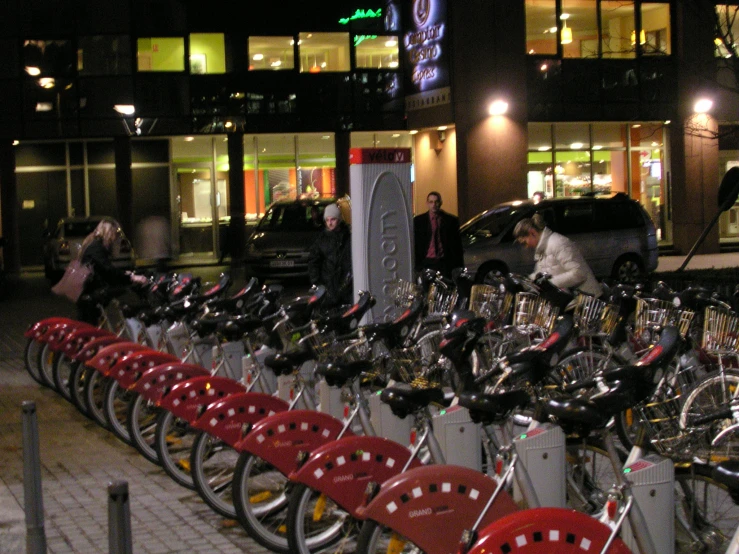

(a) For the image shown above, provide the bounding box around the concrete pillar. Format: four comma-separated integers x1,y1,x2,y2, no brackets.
0,140,19,275
228,131,246,269
114,136,133,239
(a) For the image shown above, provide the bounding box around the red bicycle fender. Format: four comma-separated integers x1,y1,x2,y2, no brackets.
353,465,517,554
85,342,152,376
74,335,129,363
468,508,631,554
132,363,210,403
289,435,423,518
24,317,78,339
157,376,246,422
59,327,116,359
234,410,352,476
191,393,289,446
108,351,180,390
47,322,98,351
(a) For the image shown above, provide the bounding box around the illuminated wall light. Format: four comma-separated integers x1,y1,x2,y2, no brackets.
12,140,19,146
25,66,41,76
225,121,233,128
270,60,282,67
540,64,548,71
592,145,603,150
385,39,397,47
570,142,584,149
113,104,135,115
537,146,551,151
388,61,399,68
252,53,264,61
184,136,195,142
548,26,558,33
35,102,53,112
392,133,400,138
664,120,671,125
38,77,55,89
488,100,509,116
694,98,713,113
437,126,448,131
409,130,418,135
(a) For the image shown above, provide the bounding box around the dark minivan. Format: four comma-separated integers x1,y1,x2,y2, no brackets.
461,193,659,283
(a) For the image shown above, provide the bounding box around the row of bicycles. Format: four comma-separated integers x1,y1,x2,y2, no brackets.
21,267,739,553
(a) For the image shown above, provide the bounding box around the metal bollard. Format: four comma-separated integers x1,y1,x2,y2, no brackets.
107,480,132,554
22,400,47,554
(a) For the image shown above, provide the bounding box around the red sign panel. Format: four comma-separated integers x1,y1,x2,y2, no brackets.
349,148,411,165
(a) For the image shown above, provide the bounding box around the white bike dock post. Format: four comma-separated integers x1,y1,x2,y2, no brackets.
512,423,566,508
432,405,482,471
349,148,413,323
214,340,245,380
319,380,347,421
242,346,277,393
368,391,413,446
620,455,674,554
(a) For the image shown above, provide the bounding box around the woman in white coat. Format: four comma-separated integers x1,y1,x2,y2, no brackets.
513,213,602,298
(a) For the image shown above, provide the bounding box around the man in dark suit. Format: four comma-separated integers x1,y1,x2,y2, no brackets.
413,191,465,278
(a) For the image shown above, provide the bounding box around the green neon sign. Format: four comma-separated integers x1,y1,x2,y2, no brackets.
339,8,382,25
354,35,378,46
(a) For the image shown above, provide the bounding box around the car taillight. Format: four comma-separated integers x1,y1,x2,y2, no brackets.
59,240,70,255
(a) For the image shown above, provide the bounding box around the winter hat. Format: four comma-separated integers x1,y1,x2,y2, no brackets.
323,203,342,221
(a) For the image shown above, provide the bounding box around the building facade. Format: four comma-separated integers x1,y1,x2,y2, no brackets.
0,0,737,274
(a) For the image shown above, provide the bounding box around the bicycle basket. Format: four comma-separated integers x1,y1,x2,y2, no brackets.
313,336,371,364
469,284,513,326
701,306,739,354
634,298,694,340
512,292,559,333
573,294,619,337
426,283,459,317
387,279,422,309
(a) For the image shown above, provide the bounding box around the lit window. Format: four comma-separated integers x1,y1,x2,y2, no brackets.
355,35,399,69
248,36,295,70
299,32,350,73
189,33,226,74
136,37,185,72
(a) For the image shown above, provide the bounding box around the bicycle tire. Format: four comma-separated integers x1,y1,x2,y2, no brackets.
52,353,76,402
679,371,739,461
102,378,133,445
69,364,93,418
555,346,623,388
125,392,160,465
355,520,423,554
564,438,621,515
153,409,196,490
83,370,110,429
37,342,58,390
286,482,357,554
674,463,739,554
232,450,291,553
24,338,46,386
190,431,238,518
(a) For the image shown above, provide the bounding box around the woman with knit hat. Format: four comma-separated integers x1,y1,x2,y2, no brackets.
307,203,353,308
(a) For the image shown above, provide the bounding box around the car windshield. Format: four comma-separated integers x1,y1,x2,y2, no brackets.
62,220,101,237
461,205,522,241
258,204,325,231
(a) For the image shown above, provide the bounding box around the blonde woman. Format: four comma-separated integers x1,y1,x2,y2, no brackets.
77,219,146,323
513,213,602,297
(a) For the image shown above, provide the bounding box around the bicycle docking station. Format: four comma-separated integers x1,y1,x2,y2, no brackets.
512,422,567,508
431,404,483,471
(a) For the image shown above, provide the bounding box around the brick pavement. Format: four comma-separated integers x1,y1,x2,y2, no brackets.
0,273,271,554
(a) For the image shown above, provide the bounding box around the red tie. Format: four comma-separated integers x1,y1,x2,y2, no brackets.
427,214,443,259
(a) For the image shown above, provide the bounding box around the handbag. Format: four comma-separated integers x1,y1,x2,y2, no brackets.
51,260,93,303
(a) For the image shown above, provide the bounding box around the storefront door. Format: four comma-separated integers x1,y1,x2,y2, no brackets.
175,165,219,258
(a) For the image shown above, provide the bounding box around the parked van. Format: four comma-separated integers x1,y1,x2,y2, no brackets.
461,193,659,283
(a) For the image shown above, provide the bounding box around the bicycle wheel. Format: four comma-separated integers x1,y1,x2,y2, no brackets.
555,346,622,388
564,438,620,515
52,353,77,402
153,410,196,490
679,372,739,461
190,431,238,518
355,520,422,554
83,370,110,429
232,451,291,553
102,378,133,445
24,338,46,386
70,364,93,418
125,393,160,464
286,483,358,554
37,342,58,390
674,463,739,554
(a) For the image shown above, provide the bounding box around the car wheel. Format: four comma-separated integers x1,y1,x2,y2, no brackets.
476,261,509,284
612,255,644,283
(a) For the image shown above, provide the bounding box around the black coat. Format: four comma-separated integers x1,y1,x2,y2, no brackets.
80,237,129,293
307,223,353,307
413,210,465,274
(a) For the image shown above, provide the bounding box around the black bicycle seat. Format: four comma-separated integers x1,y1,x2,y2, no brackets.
543,396,611,437
264,349,313,376
380,383,452,419
316,359,374,387
713,461,739,503
458,388,531,424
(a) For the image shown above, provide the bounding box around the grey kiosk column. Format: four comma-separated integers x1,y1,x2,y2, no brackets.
349,148,413,322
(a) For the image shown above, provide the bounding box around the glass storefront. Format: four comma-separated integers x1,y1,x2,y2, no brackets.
528,121,669,242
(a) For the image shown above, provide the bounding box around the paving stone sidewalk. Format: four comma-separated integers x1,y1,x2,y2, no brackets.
0,273,269,554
